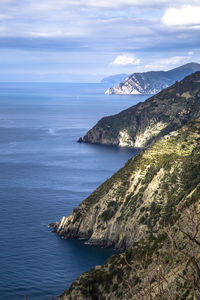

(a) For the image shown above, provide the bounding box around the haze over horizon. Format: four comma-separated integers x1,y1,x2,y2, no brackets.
0,0,200,82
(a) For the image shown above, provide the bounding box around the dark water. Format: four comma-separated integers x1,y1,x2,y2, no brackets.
0,83,149,300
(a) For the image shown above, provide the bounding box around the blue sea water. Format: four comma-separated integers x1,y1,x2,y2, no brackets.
0,82,149,300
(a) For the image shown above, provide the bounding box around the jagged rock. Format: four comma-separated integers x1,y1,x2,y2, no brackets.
77,137,83,143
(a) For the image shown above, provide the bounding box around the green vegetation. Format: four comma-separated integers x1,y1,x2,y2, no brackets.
59,202,200,300
82,72,200,148
54,74,200,299
56,117,200,299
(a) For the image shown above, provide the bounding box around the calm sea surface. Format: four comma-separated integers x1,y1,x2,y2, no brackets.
0,82,149,299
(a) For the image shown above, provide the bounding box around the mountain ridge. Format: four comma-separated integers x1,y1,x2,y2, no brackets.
105,62,200,95
78,71,200,148
52,73,200,299
55,117,200,299
52,117,200,250
101,73,128,85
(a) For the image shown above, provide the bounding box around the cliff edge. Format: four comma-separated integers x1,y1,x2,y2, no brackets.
79,71,200,148
53,118,200,250
105,62,200,95
55,118,200,299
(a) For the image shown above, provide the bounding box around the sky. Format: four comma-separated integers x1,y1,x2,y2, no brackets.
0,0,200,82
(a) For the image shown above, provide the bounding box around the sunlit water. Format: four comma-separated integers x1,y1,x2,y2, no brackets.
0,82,149,299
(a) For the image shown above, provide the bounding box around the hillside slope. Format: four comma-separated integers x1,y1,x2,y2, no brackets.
106,62,200,95
55,118,200,300
53,118,200,250
79,71,200,148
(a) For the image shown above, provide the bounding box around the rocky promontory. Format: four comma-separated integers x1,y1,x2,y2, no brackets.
105,62,200,95
52,117,200,250
55,117,200,299
80,71,200,148
52,72,200,299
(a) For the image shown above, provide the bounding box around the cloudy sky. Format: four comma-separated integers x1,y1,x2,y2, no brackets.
0,0,200,82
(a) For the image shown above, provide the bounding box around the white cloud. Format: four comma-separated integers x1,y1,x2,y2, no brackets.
188,51,194,55
75,0,168,8
27,31,64,38
159,56,185,65
27,0,165,10
30,0,200,10
0,14,11,20
162,5,200,27
145,56,186,69
27,29,85,38
111,54,140,66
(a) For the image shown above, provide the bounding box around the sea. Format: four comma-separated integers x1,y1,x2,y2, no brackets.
0,82,149,300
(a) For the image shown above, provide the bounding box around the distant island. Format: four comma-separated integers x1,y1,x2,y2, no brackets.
105,62,200,95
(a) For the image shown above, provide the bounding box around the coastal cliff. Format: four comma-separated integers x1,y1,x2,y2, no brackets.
56,117,200,299
52,72,200,299
105,62,200,95
79,71,200,148
53,118,200,250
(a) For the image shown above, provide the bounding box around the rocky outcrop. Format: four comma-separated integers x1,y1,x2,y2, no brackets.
56,118,200,300
106,71,170,95
52,73,200,299
52,118,200,250
105,62,200,95
80,71,200,148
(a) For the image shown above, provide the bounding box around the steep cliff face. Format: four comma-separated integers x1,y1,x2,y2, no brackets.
56,118,200,300
80,71,200,148
105,62,200,95
58,204,200,300
106,71,171,95
52,118,200,251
